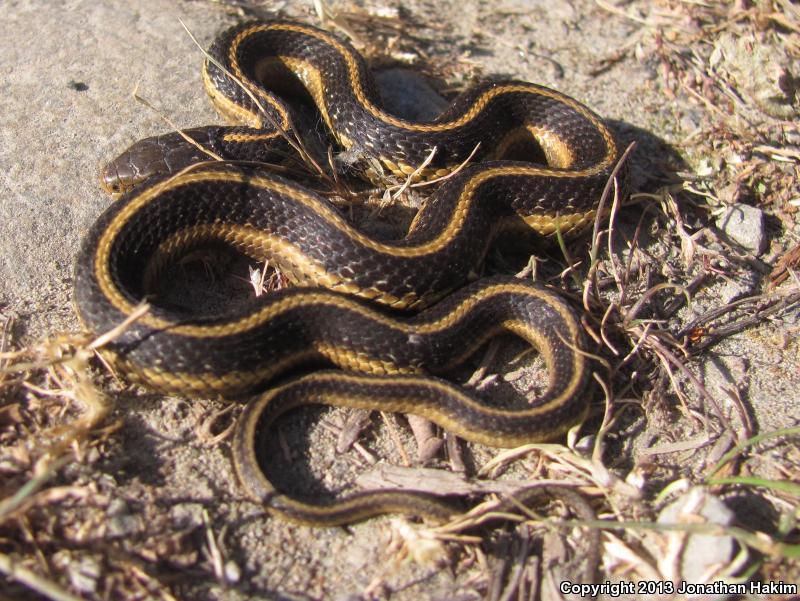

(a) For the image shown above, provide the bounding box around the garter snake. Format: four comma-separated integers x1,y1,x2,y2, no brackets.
75,19,625,526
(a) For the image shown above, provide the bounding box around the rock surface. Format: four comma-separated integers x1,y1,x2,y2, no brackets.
715,203,769,256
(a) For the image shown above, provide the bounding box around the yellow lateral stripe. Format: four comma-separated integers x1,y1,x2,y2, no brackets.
82,19,604,527
95,168,592,322
94,166,597,323
242,370,586,446
222,131,281,143
228,22,616,158
202,56,291,130
96,206,574,339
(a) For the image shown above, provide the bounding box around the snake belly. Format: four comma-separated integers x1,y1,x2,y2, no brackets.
75,19,624,525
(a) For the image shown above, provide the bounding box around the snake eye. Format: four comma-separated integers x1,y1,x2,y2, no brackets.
99,162,126,195
100,153,149,196
102,180,122,195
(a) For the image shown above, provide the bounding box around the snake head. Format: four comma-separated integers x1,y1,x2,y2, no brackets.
100,129,219,195
100,152,140,195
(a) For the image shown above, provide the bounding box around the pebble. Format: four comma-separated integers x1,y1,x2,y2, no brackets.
374,69,448,122
715,203,768,256
106,499,141,537
657,488,735,586
170,502,207,528
67,556,102,595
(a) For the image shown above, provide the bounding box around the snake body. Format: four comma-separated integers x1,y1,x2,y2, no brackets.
75,20,624,525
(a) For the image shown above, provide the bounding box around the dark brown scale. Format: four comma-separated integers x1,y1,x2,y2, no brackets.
81,156,604,325
74,19,622,528
205,22,615,173
234,370,589,525
76,17,620,393
104,21,620,192
76,224,587,404
99,126,295,193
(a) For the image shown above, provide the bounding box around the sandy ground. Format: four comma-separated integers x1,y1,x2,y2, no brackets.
1,1,798,600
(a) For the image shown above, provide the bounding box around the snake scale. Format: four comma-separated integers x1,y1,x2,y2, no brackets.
74,19,625,526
